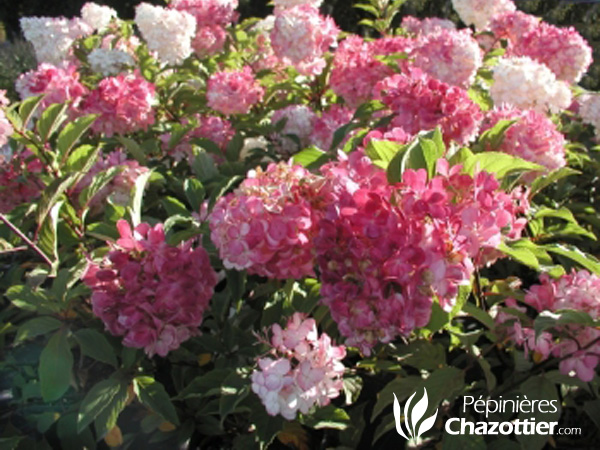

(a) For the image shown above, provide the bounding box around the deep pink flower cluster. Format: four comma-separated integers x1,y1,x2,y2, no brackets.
16,63,88,111
80,71,156,136
271,5,339,76
373,67,482,145
206,66,264,115
310,104,355,151
0,150,43,214
412,28,482,88
482,106,566,177
83,220,218,357
314,153,527,353
251,313,346,420
496,270,600,382
209,162,321,279
329,36,412,107
511,22,593,84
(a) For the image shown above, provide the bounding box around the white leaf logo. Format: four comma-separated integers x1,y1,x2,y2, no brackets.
393,388,438,441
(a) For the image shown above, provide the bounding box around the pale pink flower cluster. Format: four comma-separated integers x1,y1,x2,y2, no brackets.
315,153,527,353
75,150,149,209
81,2,117,31
88,48,135,76
209,162,321,279
310,105,355,151
578,93,600,136
373,67,482,145
0,91,14,148
0,150,43,213
482,106,566,176
401,16,456,36
490,56,572,114
206,67,264,115
135,3,196,65
80,71,156,137
251,313,345,420
271,105,317,155
271,5,339,76
273,0,323,8
329,36,412,107
16,63,88,111
489,11,540,49
83,220,218,357
510,23,592,84
170,0,238,57
412,28,483,88
497,271,600,382
20,17,92,65
451,0,516,30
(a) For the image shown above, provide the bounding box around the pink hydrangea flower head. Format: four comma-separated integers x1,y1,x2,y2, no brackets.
271,105,317,155
363,127,412,147
412,28,483,88
490,56,572,114
0,150,43,213
271,5,339,76
169,0,238,27
451,0,516,30
81,71,156,137
251,313,345,420
373,67,482,145
512,22,592,83
489,11,540,49
481,106,566,178
15,63,88,111
83,219,218,357
401,16,456,36
206,66,264,115
192,25,228,57
135,3,197,65
209,162,323,279
310,104,355,151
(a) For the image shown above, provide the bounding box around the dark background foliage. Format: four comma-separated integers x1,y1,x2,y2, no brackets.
0,0,599,89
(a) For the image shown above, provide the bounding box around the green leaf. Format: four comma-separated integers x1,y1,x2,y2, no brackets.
36,174,78,228
192,150,219,182
37,200,63,271
58,413,97,450
134,376,180,425
293,146,329,168
15,316,62,342
116,136,147,164
468,85,493,111
302,405,350,430
37,102,68,143
219,371,250,424
530,167,579,197
184,178,205,211
176,369,232,400
498,241,540,270
534,309,596,338
543,243,600,275
365,139,404,170
129,169,153,226
463,303,495,329
74,329,118,367
399,340,447,371
94,381,129,439
6,285,57,313
78,166,122,208
39,329,73,402
386,129,446,183
65,145,101,172
18,95,45,127
353,100,386,119
77,378,122,433
461,152,543,179
476,119,516,150
56,114,97,163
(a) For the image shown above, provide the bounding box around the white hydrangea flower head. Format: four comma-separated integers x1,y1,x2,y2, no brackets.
88,48,135,76
579,93,600,135
81,2,117,31
20,17,93,64
134,3,197,65
491,56,572,114
452,0,516,30
273,0,323,8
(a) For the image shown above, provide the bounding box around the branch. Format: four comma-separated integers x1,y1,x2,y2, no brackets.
0,213,53,267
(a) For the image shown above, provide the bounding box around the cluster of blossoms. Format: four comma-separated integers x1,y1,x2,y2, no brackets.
312,153,527,353
88,48,135,76
83,220,218,357
170,0,238,57
271,5,339,76
496,270,600,382
310,105,355,151
0,149,43,214
490,56,572,114
206,67,264,115
0,91,13,148
20,16,92,65
209,162,321,279
373,67,483,145
401,16,456,36
481,106,566,176
16,63,88,111
80,71,156,136
271,105,317,155
80,2,117,32
451,0,516,30
579,94,600,136
74,150,149,209
134,3,197,65
489,10,540,49
251,313,345,420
